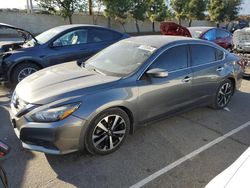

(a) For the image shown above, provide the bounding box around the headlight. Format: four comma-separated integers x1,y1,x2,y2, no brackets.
30,103,81,122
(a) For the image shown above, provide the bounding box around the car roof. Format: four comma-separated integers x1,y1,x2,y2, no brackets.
51,24,120,32
188,26,215,33
123,35,204,49
188,26,231,33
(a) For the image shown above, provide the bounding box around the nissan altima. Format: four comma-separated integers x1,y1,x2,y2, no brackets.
9,36,244,155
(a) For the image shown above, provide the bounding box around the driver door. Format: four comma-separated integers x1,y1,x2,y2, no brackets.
45,29,92,66
137,45,193,122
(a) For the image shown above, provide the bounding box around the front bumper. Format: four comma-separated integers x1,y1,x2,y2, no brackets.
9,108,86,155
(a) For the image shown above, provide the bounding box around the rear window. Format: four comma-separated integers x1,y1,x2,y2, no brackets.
190,44,216,66
216,30,230,39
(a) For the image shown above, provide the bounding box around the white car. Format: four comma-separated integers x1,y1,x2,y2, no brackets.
206,147,250,188
233,28,250,52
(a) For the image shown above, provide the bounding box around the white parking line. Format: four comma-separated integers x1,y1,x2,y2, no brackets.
130,120,250,188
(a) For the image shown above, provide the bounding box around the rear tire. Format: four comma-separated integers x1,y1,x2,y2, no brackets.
84,108,130,155
11,62,40,84
211,79,234,109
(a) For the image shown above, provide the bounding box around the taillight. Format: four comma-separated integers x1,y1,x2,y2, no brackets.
236,59,247,69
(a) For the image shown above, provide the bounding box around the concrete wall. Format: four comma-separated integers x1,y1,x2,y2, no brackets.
0,11,217,35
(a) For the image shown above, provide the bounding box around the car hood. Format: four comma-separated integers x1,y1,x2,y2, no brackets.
15,62,120,104
0,23,37,43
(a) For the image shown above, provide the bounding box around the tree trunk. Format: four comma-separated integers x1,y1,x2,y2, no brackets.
68,16,73,24
121,23,126,33
188,19,192,27
88,0,93,15
108,17,111,28
216,22,220,28
135,19,140,33
152,21,155,32
178,18,181,25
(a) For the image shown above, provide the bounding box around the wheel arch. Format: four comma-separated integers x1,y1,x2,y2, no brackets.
227,77,236,94
85,105,135,135
8,59,44,81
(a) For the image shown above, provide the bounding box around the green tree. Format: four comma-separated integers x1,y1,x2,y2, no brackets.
102,0,132,32
187,0,207,26
36,0,87,24
146,0,169,32
208,0,226,27
208,0,242,27
130,0,149,33
171,0,188,25
224,0,242,21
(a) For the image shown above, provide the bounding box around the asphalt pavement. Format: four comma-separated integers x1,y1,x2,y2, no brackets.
0,79,250,188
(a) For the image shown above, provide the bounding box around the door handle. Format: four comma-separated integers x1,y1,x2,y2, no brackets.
182,76,191,82
216,67,224,72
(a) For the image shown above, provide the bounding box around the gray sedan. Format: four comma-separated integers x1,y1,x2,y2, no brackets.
9,36,243,155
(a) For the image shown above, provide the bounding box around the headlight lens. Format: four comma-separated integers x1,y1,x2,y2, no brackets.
30,103,81,122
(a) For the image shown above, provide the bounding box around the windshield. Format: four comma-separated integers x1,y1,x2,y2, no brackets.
85,41,156,77
35,27,62,44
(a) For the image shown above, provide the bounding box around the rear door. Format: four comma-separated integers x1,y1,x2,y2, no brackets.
137,45,193,122
189,44,225,101
87,28,124,56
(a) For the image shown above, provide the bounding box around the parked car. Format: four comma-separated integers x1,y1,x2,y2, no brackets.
232,28,250,76
188,27,233,50
206,147,250,188
233,27,250,53
226,20,249,33
160,22,233,50
160,22,191,37
0,23,129,84
9,36,244,155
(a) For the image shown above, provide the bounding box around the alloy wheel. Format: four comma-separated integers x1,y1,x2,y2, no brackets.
92,115,127,152
217,82,233,107
18,67,37,82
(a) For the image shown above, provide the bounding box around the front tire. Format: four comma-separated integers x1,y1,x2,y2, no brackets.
84,108,130,155
11,62,40,84
212,79,234,109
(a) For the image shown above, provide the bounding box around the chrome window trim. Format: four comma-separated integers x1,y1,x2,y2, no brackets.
137,42,226,80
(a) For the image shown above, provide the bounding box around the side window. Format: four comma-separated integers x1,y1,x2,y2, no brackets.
215,49,225,60
190,44,216,66
202,29,216,41
150,45,188,71
216,30,230,39
53,29,88,47
88,28,122,43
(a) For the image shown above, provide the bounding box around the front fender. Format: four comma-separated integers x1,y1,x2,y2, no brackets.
6,56,44,80
74,86,139,128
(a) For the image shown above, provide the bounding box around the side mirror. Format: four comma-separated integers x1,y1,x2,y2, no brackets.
146,68,168,78
51,40,62,48
0,141,10,158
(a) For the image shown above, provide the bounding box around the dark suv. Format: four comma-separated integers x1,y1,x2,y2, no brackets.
0,23,129,84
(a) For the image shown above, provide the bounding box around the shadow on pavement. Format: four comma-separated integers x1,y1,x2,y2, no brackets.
0,105,35,188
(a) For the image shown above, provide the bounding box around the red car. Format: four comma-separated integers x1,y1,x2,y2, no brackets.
160,22,233,50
